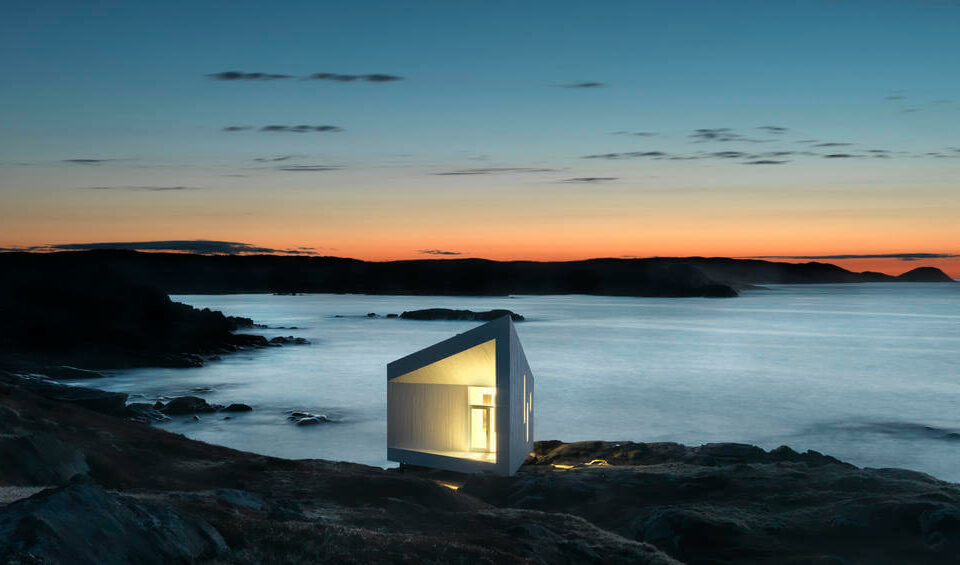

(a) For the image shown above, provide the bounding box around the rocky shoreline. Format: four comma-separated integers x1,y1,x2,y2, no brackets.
1,372,959,563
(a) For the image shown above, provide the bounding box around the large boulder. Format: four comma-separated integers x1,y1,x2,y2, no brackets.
0,484,227,564
161,396,222,415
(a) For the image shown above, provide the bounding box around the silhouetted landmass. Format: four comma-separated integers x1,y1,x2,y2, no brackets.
0,252,950,301
399,308,525,321
678,257,955,286
2,372,959,564
895,266,956,282
0,259,271,370
0,251,738,297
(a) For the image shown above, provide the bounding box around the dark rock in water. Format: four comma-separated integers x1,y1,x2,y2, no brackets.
161,396,222,415
896,267,955,283
295,416,328,426
38,366,107,380
399,308,525,322
367,312,377,317
0,434,89,485
0,484,227,564
287,411,330,425
386,313,399,318
221,403,253,413
269,336,310,345
126,403,169,424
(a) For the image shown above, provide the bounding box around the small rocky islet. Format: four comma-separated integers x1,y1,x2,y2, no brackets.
350,308,526,321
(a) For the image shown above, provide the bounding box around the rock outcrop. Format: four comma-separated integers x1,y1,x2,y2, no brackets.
160,396,222,415
0,483,227,564
0,260,272,370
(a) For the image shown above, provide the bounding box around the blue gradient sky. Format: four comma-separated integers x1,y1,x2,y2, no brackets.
1,0,958,273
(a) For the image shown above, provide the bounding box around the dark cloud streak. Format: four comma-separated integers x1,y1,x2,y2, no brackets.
418,249,462,256
81,186,200,191
559,82,606,88
752,253,960,262
435,167,556,175
561,177,618,182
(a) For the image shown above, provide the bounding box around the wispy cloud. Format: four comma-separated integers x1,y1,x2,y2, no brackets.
582,151,667,159
61,159,118,165
559,81,606,88
208,71,403,82
757,126,789,134
253,155,299,162
561,177,618,182
81,185,200,191
260,125,342,133
611,131,658,137
208,71,294,81
418,249,462,255
689,128,769,143
276,165,341,172
35,240,298,255
434,167,556,175
223,125,342,133
306,72,402,82
823,153,859,158
751,253,960,262
814,142,853,147
742,160,789,165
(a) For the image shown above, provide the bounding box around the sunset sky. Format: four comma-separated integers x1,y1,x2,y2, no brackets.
2,0,958,275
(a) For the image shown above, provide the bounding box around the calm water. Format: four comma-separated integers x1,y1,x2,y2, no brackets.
75,284,960,481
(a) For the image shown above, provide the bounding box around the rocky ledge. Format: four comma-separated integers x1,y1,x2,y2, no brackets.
2,377,959,563
0,263,307,371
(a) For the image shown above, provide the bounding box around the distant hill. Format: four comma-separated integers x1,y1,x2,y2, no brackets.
0,251,952,300
672,257,955,286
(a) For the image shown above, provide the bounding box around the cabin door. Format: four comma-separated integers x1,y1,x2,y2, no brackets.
470,406,493,452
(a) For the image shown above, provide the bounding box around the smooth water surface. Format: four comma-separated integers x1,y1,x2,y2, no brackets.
76,284,960,480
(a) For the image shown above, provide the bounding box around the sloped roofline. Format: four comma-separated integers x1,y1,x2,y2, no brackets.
387,315,514,380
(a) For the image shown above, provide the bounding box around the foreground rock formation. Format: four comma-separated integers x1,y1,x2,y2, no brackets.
2,374,958,564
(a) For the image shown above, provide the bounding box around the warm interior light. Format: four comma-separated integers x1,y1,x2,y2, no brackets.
468,386,497,453
585,459,608,466
552,464,574,470
388,340,497,463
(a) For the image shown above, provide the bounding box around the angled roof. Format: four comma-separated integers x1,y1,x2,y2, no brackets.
387,316,513,382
